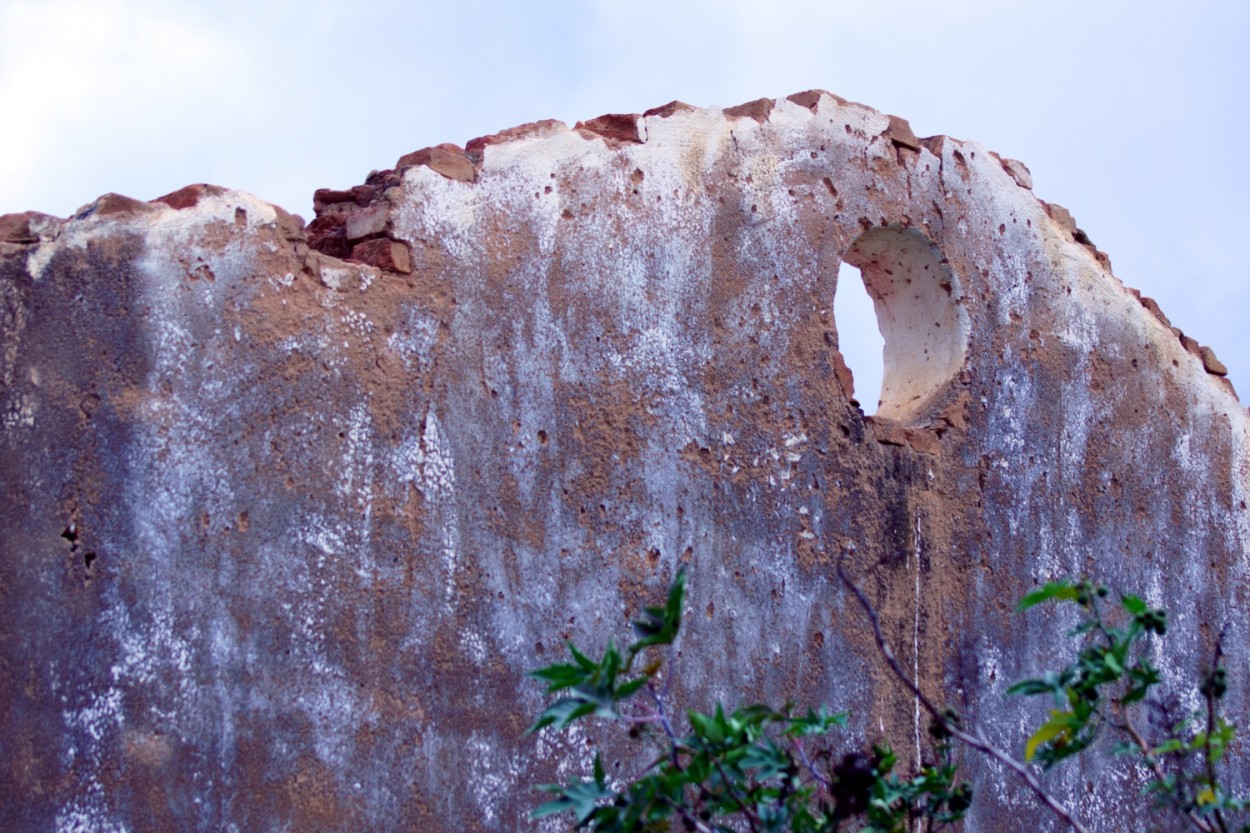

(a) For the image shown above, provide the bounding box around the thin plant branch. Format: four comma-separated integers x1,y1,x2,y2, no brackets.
791,736,833,790
1205,634,1229,833
837,560,1093,833
1119,714,1215,833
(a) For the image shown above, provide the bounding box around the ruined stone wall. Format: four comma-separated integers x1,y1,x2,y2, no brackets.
2,90,1247,832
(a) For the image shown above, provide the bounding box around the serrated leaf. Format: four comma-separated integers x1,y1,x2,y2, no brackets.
530,775,612,824
785,707,849,737
629,569,687,654
531,796,575,820
689,709,724,744
568,642,597,672
530,662,590,693
525,697,598,735
616,676,648,699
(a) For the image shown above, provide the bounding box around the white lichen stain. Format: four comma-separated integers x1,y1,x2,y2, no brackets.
2,391,36,429
463,732,528,827
390,407,460,612
57,686,129,833
460,628,488,666
336,402,376,526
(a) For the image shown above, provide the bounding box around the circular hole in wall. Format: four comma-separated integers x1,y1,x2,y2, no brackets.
836,226,968,423
833,261,885,413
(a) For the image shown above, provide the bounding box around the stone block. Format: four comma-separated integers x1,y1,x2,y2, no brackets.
349,237,411,273
397,144,476,182
723,97,775,123
345,204,390,241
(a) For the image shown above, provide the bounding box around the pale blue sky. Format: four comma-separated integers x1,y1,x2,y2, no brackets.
2,0,1247,396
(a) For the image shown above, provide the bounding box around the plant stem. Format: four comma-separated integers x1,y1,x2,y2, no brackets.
660,795,717,833
711,758,762,832
648,683,682,768
1205,637,1229,833
791,736,833,790
1120,716,1215,833
838,561,1093,833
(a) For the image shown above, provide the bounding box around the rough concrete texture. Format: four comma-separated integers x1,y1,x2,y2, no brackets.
2,90,1248,831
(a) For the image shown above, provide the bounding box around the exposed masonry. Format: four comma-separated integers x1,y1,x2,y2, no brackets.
296,92,1234,402
0,94,1232,401
1,90,1247,833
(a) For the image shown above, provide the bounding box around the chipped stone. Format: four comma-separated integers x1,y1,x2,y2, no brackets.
1139,295,1172,329
1044,202,1078,236
643,100,696,118
276,211,306,242
0,211,58,244
313,187,357,210
868,418,907,446
885,115,922,151
723,97,775,123
77,192,156,218
938,391,971,430
904,428,940,455
345,204,390,241
1177,330,1202,358
786,89,844,111
995,155,1033,190
396,144,476,183
1201,346,1229,376
153,183,228,210
465,119,568,161
349,237,411,273
349,183,382,206
574,113,643,146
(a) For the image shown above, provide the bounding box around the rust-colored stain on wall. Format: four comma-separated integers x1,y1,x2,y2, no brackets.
1,91,1247,831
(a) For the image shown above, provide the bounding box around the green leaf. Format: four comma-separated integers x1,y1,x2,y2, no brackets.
593,752,605,789
740,738,791,780
1006,678,1055,697
616,676,648,699
530,773,612,824
630,568,687,653
1024,710,1072,762
1152,738,1185,755
530,662,590,693
525,697,598,735
568,642,597,672
1017,581,1080,611
1120,594,1147,615
785,707,849,737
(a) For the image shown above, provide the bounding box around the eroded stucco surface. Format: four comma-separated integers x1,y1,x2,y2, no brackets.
2,91,1247,832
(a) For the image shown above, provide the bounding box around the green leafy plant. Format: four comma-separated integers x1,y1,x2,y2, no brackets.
528,569,971,831
1009,580,1247,833
529,570,1247,833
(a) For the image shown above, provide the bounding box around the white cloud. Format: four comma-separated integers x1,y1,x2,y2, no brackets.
0,0,250,212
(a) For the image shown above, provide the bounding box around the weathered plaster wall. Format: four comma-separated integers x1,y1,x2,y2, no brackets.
2,91,1247,831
